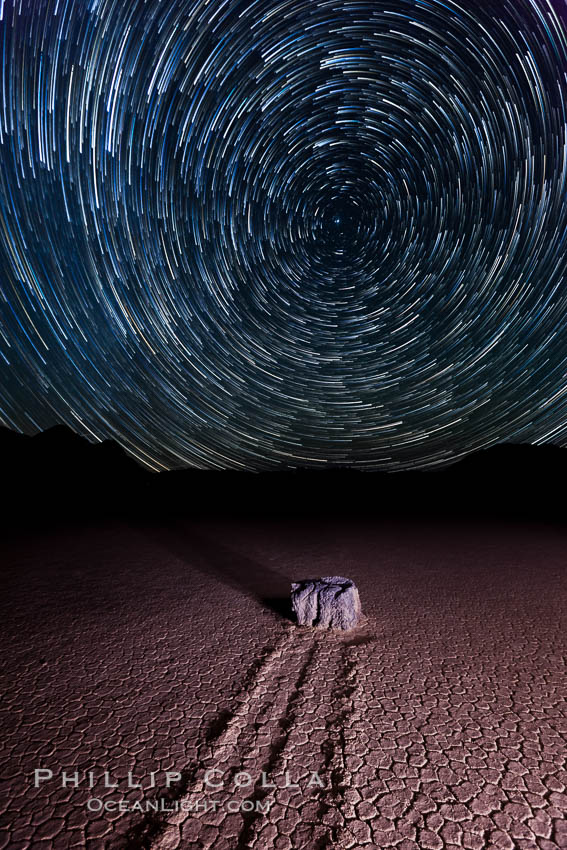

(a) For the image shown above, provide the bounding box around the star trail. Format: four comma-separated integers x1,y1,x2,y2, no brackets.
0,0,567,470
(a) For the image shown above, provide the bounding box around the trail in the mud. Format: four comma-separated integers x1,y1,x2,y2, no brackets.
134,619,378,850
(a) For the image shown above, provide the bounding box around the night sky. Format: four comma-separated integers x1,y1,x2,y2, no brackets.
0,0,566,471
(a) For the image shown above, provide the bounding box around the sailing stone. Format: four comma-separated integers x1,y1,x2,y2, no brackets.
291,576,361,630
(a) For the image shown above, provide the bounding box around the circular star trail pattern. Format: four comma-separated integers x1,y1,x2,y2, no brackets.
1,0,567,470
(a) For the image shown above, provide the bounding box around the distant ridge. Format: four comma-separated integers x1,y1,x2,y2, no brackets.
1,424,146,478
1,425,564,525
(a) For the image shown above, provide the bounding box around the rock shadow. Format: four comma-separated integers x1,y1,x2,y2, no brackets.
139,522,295,622
261,595,294,621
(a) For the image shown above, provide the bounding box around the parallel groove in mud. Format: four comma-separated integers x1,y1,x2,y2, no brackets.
142,622,379,850
122,629,298,849
147,626,320,848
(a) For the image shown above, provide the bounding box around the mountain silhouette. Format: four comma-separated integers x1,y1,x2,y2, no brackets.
2,424,145,478
0,425,564,526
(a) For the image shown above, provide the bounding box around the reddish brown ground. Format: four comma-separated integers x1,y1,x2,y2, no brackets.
0,518,566,849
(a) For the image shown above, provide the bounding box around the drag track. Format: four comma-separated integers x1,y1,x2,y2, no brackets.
143,620,378,850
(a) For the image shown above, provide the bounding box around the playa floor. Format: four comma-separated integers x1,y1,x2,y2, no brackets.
1,518,566,849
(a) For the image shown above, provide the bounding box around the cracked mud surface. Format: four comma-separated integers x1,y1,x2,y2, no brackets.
1,518,566,849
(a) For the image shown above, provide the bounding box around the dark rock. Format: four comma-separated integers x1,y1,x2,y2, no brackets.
291,576,361,630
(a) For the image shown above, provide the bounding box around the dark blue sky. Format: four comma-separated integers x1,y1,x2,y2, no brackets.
1,0,567,470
